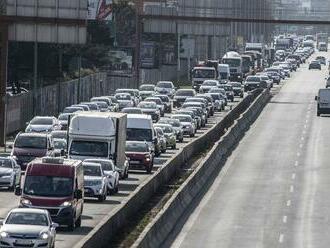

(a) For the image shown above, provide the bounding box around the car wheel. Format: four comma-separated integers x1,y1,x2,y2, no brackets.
171,144,176,149
317,111,320,116
75,215,82,228
179,137,184,143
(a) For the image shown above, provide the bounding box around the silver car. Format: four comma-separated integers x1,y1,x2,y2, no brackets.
0,157,21,191
84,159,120,195
25,116,61,133
83,162,108,202
0,208,57,248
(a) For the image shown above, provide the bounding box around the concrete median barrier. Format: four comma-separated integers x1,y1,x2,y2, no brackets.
132,88,271,248
75,89,266,248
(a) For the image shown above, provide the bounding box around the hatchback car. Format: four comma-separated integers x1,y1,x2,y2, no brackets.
84,159,120,194
158,118,184,142
83,162,108,202
171,114,196,137
0,208,57,248
154,124,177,149
125,141,154,174
309,60,321,70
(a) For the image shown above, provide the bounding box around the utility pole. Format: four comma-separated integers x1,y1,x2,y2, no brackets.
0,24,8,147
135,0,143,88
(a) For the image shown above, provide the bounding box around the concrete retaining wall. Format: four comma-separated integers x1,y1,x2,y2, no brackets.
132,88,271,248
75,89,265,248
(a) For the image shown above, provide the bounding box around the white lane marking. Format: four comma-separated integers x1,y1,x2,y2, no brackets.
297,152,301,157
283,216,287,223
287,200,291,207
299,144,303,148
301,137,304,141
290,185,294,193
305,119,309,123
303,130,306,134
292,173,296,180
295,161,299,167
279,234,284,243
304,124,307,129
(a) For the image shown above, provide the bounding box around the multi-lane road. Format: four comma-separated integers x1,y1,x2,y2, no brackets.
0,96,242,247
168,52,330,248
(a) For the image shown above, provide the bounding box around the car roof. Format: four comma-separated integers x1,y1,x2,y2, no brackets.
10,208,48,215
82,162,102,167
18,132,48,138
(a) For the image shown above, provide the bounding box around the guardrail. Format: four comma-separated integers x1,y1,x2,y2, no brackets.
75,88,264,248
132,88,271,248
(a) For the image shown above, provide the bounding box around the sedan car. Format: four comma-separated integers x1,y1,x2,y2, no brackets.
206,93,225,111
244,76,262,92
115,89,140,106
0,208,57,248
199,80,220,93
25,116,61,133
155,81,176,98
144,97,165,117
173,89,196,108
84,159,120,194
125,141,154,174
158,118,184,142
0,157,21,191
122,107,143,114
176,109,201,129
171,114,196,137
139,84,155,92
115,93,135,110
83,162,108,202
309,60,322,70
63,106,84,114
228,82,244,98
154,94,172,113
137,101,160,122
140,91,155,101
154,124,177,149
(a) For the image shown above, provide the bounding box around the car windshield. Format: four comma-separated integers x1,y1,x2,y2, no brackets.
157,82,173,88
222,58,241,67
155,95,169,102
24,176,73,197
109,97,119,103
15,136,46,149
63,107,82,113
127,128,153,142
54,140,66,149
126,142,149,152
155,128,164,135
156,126,173,133
146,98,162,104
70,141,108,157
139,102,157,109
203,81,217,86
219,72,229,79
230,83,241,87
87,161,113,171
210,94,220,100
246,77,261,82
6,213,48,226
176,90,195,96
30,118,53,125
116,94,131,100
84,165,102,176
173,116,192,122
122,108,142,114
58,114,69,121
192,69,215,79
139,85,155,91
116,90,134,96
0,159,12,168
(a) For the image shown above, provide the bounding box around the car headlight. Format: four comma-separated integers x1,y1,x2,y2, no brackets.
60,201,72,207
0,232,8,238
40,232,49,240
21,198,32,206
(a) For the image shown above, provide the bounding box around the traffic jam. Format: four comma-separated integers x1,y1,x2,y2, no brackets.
0,34,319,247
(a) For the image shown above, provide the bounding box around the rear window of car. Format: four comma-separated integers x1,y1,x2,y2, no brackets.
126,142,149,152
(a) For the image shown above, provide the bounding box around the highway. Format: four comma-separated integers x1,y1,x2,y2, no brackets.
0,98,241,248
168,52,330,248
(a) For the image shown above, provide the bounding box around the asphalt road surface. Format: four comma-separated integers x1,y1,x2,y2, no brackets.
0,97,241,248
168,52,330,248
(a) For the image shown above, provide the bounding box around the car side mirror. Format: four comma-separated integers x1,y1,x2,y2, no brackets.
15,187,22,196
315,96,318,101
51,222,59,229
75,189,83,199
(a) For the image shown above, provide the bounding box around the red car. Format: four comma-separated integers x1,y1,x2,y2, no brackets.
125,141,154,174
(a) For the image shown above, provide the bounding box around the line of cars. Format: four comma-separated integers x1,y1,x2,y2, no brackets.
0,78,236,247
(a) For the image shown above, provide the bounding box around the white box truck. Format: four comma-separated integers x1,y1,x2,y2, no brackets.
68,112,129,179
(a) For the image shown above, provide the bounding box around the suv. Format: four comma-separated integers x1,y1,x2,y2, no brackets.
11,133,55,170
316,89,330,116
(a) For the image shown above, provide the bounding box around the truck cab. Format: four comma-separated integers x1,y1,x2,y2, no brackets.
15,157,84,231
191,67,217,91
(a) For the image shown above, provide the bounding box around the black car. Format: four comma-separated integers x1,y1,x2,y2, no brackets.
309,61,321,70
228,82,244,98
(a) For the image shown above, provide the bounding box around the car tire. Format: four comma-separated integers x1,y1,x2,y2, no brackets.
190,133,194,138
146,164,153,174
75,215,82,228
171,144,176,149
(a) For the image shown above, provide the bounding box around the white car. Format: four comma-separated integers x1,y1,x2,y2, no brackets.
199,80,220,93
25,116,61,133
171,114,196,137
83,162,108,202
0,157,21,191
0,208,57,248
84,159,120,194
155,81,176,98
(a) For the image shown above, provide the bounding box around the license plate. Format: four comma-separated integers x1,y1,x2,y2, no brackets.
130,161,140,165
16,240,33,245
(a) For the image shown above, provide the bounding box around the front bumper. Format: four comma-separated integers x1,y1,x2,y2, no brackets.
84,186,104,198
0,237,50,248
0,176,14,187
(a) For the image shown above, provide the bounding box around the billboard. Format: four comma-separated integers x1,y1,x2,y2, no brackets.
140,41,158,69
107,49,133,76
88,0,113,21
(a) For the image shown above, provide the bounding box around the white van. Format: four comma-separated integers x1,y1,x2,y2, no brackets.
218,64,231,83
126,114,156,152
